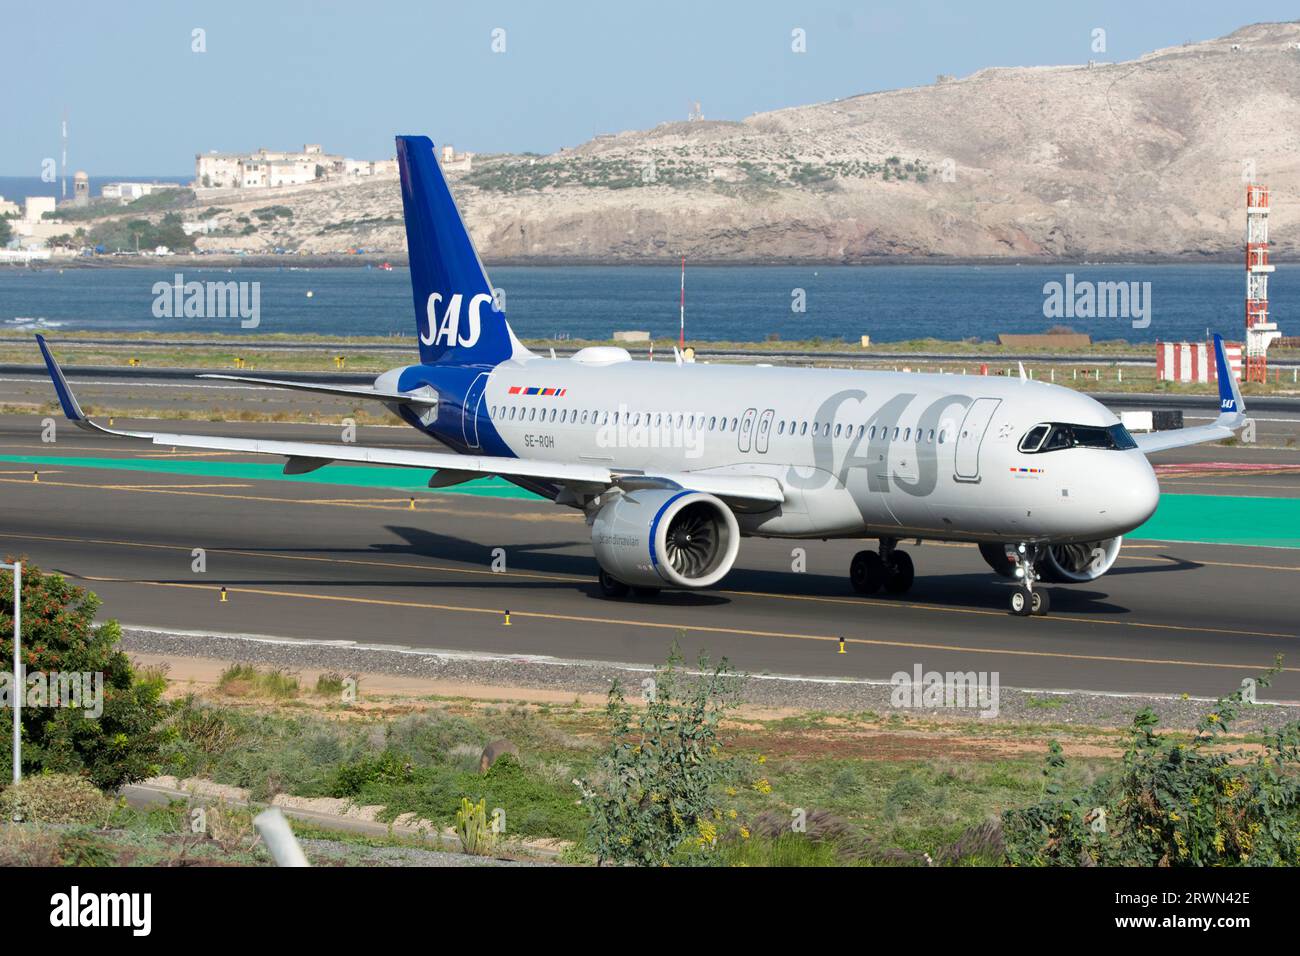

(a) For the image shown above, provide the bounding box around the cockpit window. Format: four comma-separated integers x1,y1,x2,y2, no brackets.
1018,424,1050,453
1021,422,1138,453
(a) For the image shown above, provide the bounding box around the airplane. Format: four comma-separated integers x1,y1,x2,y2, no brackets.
35,134,1249,617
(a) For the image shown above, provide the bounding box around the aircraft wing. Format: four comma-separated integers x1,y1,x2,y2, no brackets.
35,335,784,506
1132,334,1248,455
198,373,436,406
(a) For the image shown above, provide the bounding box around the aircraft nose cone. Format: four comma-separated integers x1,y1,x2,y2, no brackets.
1113,453,1160,532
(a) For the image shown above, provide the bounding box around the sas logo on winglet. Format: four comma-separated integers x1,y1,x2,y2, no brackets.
419,292,494,348
1221,397,1236,412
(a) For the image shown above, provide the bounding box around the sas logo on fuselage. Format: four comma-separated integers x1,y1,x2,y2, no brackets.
420,292,493,348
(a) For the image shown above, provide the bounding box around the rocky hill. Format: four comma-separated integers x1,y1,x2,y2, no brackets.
185,21,1300,263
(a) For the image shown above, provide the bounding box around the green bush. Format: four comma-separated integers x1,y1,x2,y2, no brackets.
0,564,174,790
0,772,112,824
330,749,412,798
1003,660,1300,866
577,648,742,866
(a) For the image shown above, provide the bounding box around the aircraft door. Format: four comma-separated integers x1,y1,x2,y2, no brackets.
461,372,490,449
738,407,757,452
953,397,1001,482
755,408,774,453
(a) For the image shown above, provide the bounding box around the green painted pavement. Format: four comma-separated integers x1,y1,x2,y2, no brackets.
1131,493,1300,549
2,453,1296,548
0,454,541,500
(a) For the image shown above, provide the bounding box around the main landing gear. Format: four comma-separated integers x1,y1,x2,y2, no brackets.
850,538,914,596
1008,542,1050,617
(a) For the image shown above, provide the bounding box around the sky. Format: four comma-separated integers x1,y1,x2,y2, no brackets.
3,0,1296,175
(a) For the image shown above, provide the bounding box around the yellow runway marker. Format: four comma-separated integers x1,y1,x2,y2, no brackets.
59,572,1300,676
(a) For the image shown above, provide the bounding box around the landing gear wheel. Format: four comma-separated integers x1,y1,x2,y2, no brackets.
598,570,630,598
1010,587,1032,616
1030,588,1050,616
850,550,885,594
883,550,915,595
631,586,662,599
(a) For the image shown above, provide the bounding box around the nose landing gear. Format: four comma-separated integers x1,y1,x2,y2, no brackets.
1009,542,1050,617
850,538,915,596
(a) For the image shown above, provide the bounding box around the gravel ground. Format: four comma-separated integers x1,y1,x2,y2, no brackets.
122,626,1300,732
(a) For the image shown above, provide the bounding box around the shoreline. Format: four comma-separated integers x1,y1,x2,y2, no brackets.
1,252,1256,270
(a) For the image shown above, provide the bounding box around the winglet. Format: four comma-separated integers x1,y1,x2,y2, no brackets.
34,335,140,437
35,334,87,422
1212,333,1247,425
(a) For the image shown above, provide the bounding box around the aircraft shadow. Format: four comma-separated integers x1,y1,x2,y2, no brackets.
215,528,1208,618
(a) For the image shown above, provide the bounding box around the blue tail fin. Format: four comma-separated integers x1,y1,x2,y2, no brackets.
396,135,524,366
1211,332,1246,421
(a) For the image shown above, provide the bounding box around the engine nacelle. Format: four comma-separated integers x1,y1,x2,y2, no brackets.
1039,536,1123,582
979,536,1123,582
591,489,740,589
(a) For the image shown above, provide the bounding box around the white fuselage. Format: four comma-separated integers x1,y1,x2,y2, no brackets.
458,354,1159,545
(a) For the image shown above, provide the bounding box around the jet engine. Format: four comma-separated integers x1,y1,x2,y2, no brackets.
979,537,1123,582
591,488,740,589
1037,536,1123,582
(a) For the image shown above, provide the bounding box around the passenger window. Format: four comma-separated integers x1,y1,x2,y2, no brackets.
903,427,910,441
581,410,589,424
892,427,899,440
777,421,785,435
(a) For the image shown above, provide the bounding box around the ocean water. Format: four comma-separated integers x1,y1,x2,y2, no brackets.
0,263,1290,345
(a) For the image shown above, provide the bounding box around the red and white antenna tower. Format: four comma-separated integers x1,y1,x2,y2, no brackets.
1245,183,1280,383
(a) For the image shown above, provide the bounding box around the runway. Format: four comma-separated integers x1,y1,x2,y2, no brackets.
1,409,1297,701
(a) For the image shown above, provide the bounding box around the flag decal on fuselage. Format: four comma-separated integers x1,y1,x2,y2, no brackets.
508,386,568,396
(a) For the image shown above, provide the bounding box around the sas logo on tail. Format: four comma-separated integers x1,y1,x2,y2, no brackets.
419,292,495,348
